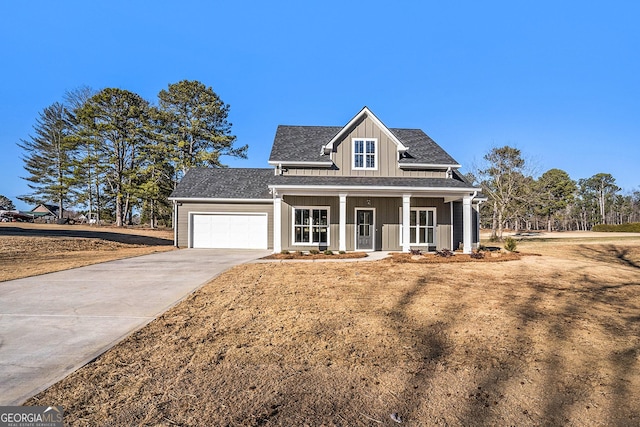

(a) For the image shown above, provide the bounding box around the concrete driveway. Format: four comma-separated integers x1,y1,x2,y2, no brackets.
0,248,270,405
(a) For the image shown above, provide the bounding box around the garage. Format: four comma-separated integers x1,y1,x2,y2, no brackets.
191,213,268,249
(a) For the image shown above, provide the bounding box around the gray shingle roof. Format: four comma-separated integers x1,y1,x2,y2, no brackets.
269,126,339,163
392,129,460,166
268,174,474,189
170,168,274,199
269,125,460,166
171,167,477,200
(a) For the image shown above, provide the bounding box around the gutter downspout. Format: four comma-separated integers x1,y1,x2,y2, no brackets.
173,200,178,247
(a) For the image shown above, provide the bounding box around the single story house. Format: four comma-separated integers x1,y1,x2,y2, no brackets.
170,107,484,253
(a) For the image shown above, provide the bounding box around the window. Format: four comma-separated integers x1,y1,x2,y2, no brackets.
353,138,377,169
410,209,435,245
400,207,436,246
293,207,329,244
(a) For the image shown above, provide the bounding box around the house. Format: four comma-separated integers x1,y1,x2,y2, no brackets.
31,203,65,221
169,107,484,253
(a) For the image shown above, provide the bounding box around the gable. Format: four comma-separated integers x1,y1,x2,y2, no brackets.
322,106,406,154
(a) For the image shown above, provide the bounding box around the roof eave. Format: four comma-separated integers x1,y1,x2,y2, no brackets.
267,160,333,167
168,197,273,203
398,163,462,170
267,184,480,196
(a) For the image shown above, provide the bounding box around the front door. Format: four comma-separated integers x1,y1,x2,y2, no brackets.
356,209,374,250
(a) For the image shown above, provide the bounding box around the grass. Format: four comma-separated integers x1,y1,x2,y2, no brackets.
0,223,174,282
23,233,640,425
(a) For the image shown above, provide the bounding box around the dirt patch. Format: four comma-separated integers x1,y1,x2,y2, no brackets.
0,223,174,282
26,237,640,425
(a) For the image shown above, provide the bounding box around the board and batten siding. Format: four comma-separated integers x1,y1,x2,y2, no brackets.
281,195,452,252
282,116,448,179
176,201,273,248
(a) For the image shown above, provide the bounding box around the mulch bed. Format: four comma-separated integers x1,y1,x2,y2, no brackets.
389,251,522,263
262,252,368,260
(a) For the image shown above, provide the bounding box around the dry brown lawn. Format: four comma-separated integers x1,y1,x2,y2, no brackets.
25,235,640,426
0,223,174,282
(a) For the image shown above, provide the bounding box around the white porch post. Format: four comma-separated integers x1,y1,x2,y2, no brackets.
472,202,480,250
339,193,347,252
273,194,282,253
402,194,411,253
463,195,472,254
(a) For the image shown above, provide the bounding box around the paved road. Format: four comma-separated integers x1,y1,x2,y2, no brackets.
0,249,270,405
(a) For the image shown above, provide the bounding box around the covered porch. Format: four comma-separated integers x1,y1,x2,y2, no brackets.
269,185,481,254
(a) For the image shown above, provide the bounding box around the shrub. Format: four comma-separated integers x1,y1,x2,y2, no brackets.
339,250,346,254
410,249,422,256
435,249,454,258
323,250,334,255
470,251,484,259
280,250,290,255
309,249,320,255
504,237,517,252
592,223,640,232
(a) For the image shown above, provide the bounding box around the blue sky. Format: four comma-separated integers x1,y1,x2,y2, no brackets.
1,1,638,210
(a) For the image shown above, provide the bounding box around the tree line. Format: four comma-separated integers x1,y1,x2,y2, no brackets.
17,80,246,227
471,146,640,239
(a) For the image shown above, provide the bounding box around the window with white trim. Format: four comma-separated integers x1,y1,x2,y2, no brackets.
293,207,329,244
400,207,436,246
353,138,377,169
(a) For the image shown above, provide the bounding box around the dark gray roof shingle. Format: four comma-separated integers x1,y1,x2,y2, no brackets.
268,125,460,166
392,128,460,166
267,174,474,189
269,126,339,163
170,168,274,199
171,167,477,199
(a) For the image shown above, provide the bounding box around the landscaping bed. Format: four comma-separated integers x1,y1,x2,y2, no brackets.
262,251,368,260
390,250,522,263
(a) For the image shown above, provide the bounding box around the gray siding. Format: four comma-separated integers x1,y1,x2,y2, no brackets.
176,201,273,248
280,195,452,252
281,195,340,251
282,116,448,179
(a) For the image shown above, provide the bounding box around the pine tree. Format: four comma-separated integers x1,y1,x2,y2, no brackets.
0,195,15,210
156,80,247,183
77,88,150,226
18,102,77,217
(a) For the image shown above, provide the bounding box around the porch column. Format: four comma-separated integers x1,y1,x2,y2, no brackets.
402,194,411,253
463,195,472,254
273,194,282,253
473,202,480,250
339,193,347,252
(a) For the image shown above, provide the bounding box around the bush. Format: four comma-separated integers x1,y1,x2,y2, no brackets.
410,249,422,256
280,250,290,255
435,249,454,258
592,223,640,232
339,250,346,254
504,237,517,252
470,251,484,259
309,249,320,255
323,250,333,255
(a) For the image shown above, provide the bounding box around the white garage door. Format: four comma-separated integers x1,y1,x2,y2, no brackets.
191,213,268,249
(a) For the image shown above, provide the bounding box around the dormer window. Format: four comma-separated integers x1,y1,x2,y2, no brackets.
353,138,377,170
